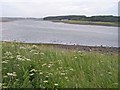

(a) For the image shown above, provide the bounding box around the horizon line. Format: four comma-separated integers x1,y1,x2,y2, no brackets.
0,14,119,18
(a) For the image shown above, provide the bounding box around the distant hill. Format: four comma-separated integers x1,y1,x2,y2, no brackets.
0,17,43,22
43,15,120,22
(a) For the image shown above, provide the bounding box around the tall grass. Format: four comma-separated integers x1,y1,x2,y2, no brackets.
2,42,118,88
61,20,118,27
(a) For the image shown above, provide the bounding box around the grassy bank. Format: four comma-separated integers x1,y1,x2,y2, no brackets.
53,20,119,27
2,42,118,88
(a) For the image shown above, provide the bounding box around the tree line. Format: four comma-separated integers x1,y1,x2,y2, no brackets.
43,15,120,22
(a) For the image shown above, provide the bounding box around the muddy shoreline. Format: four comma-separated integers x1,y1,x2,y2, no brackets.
34,43,119,54
3,41,119,54
53,44,119,54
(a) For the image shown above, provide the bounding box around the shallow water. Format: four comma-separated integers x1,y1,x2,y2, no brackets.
1,20,118,47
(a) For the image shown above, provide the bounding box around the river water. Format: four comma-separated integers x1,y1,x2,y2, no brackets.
1,20,118,47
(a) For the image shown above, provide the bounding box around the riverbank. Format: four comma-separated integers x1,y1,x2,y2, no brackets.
52,20,119,27
2,41,118,88
2,41,119,54
1,17,119,27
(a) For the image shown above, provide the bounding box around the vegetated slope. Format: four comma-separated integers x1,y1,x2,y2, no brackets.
43,15,119,26
2,42,118,88
43,15,119,22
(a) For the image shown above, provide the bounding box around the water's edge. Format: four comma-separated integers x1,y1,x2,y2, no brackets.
2,41,119,54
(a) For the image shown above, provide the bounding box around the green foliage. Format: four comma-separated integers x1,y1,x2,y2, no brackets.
2,42,118,88
43,15,119,23
62,20,119,27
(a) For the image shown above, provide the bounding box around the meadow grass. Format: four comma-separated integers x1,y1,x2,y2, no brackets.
60,20,119,27
2,42,118,88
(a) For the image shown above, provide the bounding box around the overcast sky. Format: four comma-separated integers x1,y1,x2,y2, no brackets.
0,0,119,18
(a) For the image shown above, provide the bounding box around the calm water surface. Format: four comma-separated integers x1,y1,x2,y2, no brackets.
1,20,118,47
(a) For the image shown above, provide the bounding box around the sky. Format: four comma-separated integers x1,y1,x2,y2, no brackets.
0,0,119,18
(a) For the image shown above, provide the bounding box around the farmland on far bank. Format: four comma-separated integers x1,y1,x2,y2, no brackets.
43,15,119,27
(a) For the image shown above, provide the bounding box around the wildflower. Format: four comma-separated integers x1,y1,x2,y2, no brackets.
11,45,14,47
43,80,48,83
69,68,74,71
34,52,39,55
17,57,25,61
40,72,43,75
67,79,69,82
40,52,45,55
3,76,8,78
30,69,37,72
20,47,26,49
16,55,21,58
13,72,17,77
58,60,62,62
2,86,7,88
45,76,49,78
30,50,36,52
3,68,7,70
89,49,92,52
80,54,83,57
108,71,112,75
100,60,103,63
32,45,38,49
42,63,47,67
16,55,25,61
26,58,31,61
2,61,8,64
7,72,17,77
17,64,20,67
100,74,103,76
59,67,62,69
41,58,43,60
48,64,53,68
49,61,54,64
58,60,62,64
54,83,58,86
61,73,66,76
29,73,34,76
48,73,53,75
78,51,82,53
7,73,13,76
15,79,19,81
4,51,12,56
113,83,118,85
1,83,7,87
10,56,14,59
39,70,42,72
65,77,68,79
48,65,51,68
74,57,77,59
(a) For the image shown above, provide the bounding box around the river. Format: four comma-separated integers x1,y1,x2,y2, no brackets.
1,20,118,47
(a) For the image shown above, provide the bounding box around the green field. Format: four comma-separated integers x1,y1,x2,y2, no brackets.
2,42,118,88
54,20,119,27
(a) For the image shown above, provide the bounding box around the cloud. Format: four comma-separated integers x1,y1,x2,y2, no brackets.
1,0,119,17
